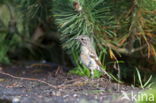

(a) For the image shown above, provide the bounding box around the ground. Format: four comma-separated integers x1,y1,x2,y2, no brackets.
0,63,141,103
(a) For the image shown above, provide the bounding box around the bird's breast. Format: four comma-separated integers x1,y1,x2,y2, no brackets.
81,46,89,54
80,46,90,66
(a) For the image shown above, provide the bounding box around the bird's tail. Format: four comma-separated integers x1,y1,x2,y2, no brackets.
99,67,111,79
99,67,123,83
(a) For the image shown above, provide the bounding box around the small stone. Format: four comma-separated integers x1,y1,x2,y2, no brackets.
73,94,78,97
41,60,46,63
63,95,68,98
12,97,20,103
52,91,61,96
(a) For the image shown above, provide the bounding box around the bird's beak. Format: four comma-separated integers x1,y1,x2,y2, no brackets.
74,36,79,40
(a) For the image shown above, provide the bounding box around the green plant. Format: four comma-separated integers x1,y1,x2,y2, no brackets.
135,68,153,89
0,37,10,64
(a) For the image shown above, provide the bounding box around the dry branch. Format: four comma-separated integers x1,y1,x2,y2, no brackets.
0,71,58,89
103,42,147,55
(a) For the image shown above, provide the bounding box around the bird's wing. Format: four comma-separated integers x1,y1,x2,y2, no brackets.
90,50,111,78
89,49,102,66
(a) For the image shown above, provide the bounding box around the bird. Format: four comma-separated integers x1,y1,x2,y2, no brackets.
75,35,110,78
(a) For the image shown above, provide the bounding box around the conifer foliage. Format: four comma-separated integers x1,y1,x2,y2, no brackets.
53,0,156,64
0,0,155,77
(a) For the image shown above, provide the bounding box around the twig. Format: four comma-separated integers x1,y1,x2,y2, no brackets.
0,71,88,89
0,71,58,89
103,42,147,55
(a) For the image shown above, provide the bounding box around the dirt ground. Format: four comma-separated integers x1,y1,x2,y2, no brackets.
0,63,141,103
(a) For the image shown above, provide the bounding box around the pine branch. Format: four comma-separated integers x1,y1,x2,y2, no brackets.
103,42,147,55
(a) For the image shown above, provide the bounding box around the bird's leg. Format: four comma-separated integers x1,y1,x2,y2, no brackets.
90,69,94,80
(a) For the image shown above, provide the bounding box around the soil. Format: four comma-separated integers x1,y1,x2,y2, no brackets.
0,63,141,103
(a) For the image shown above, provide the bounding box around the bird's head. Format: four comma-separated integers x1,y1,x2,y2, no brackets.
75,35,91,46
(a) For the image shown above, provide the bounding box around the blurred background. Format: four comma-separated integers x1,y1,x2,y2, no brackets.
0,0,156,87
